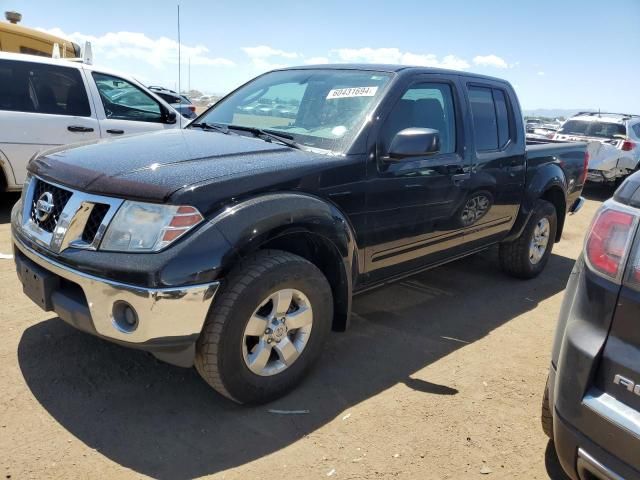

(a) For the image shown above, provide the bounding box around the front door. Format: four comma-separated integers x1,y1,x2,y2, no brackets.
364,76,473,283
86,71,176,138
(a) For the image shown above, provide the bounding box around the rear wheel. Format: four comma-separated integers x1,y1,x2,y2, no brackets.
499,199,557,279
541,375,554,438
195,250,333,404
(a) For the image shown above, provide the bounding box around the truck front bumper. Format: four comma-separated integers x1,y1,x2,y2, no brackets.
13,234,219,367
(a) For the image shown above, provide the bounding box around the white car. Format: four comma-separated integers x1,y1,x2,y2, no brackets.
0,52,181,193
554,112,640,184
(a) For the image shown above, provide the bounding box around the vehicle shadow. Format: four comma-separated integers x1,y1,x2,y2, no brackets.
18,248,575,479
0,193,19,224
582,183,613,203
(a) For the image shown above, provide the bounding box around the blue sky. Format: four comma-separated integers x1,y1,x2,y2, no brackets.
4,0,640,111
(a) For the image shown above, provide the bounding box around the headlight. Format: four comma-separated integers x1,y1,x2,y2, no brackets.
100,201,203,252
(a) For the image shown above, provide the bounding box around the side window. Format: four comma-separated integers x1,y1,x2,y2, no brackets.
633,124,640,138
92,73,162,122
0,61,27,112
468,87,498,151
0,60,90,116
381,82,456,155
468,86,513,151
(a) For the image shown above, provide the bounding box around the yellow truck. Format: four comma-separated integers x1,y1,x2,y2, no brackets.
0,11,80,58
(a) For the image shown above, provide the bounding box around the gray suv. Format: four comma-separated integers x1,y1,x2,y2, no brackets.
543,171,640,479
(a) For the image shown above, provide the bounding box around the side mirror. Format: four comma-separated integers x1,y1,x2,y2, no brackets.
164,109,177,124
387,128,440,160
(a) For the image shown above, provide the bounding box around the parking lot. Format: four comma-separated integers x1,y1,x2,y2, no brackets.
0,186,611,480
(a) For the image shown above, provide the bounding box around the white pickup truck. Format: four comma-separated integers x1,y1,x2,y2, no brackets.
0,52,182,193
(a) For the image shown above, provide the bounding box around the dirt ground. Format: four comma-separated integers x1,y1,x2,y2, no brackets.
0,186,612,479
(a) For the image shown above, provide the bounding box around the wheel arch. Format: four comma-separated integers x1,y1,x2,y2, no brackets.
0,149,15,193
210,193,358,332
505,163,568,243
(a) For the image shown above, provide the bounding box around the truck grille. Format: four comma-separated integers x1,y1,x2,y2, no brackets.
82,204,110,243
20,177,124,253
30,179,73,233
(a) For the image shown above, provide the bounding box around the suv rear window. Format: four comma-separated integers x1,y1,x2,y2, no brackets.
559,120,626,138
0,59,90,116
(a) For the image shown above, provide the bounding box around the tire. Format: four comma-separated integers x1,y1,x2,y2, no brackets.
541,375,554,439
195,249,333,404
499,199,557,279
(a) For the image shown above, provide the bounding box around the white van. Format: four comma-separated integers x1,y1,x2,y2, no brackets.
0,52,181,192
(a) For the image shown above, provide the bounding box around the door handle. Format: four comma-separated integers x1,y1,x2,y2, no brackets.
452,172,471,185
106,129,125,134
67,125,94,133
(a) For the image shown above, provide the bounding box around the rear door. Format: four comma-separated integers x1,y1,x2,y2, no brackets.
0,59,100,186
462,82,525,246
86,71,177,137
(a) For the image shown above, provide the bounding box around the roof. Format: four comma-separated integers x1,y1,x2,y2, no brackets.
0,51,140,83
275,63,511,84
569,112,639,124
0,21,80,49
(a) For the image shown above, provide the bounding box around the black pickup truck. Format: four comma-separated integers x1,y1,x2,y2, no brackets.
12,65,589,403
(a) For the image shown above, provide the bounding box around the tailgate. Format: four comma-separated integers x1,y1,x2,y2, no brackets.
595,285,640,414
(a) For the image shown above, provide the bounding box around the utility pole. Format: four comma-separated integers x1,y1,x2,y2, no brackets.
177,3,182,127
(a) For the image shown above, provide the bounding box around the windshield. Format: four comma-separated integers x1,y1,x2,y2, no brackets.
559,120,626,138
194,69,393,152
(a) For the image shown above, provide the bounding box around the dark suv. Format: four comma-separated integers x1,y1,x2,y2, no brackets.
543,172,640,480
148,86,197,119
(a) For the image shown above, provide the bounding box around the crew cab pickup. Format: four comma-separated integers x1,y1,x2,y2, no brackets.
12,65,589,404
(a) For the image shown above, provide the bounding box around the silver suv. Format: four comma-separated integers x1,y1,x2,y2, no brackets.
554,112,640,185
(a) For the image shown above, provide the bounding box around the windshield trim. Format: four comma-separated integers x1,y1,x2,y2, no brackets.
188,68,397,155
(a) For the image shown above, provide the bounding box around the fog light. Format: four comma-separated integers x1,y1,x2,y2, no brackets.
112,301,139,333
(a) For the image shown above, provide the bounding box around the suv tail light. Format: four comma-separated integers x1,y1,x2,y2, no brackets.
621,140,636,152
584,206,637,282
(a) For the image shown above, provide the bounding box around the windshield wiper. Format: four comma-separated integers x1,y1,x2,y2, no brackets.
226,125,303,150
190,122,230,134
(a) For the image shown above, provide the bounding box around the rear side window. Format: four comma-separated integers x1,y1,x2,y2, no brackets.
493,90,510,147
634,124,640,137
157,92,181,104
0,60,90,116
468,86,513,151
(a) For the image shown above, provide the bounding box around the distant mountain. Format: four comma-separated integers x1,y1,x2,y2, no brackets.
522,108,596,119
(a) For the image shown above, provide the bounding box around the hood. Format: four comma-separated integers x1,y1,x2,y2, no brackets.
28,129,338,207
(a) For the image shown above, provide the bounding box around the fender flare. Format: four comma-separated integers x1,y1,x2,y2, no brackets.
505,163,567,242
207,192,359,330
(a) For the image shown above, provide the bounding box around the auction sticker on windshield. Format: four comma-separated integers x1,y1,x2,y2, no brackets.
326,86,378,99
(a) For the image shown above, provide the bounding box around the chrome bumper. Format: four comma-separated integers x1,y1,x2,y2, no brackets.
13,234,219,345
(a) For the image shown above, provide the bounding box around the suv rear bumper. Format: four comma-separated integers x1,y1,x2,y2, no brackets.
554,407,640,480
13,234,219,367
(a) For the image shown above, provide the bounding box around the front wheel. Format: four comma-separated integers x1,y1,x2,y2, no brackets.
499,199,557,279
195,250,333,404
